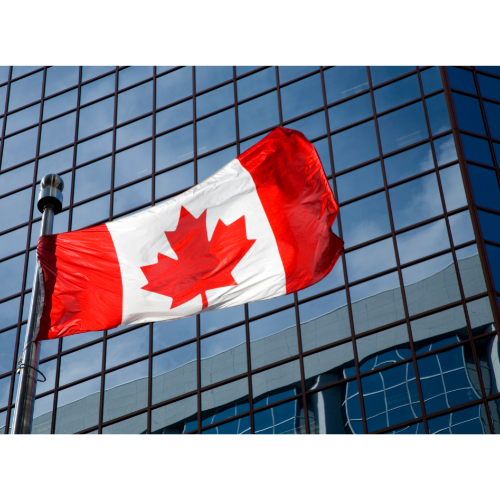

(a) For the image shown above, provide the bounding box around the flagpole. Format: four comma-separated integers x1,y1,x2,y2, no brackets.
12,174,64,434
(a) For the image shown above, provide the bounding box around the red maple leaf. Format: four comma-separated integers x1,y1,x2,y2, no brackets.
140,207,256,310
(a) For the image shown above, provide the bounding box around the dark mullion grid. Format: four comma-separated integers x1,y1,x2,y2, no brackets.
366,66,430,433
417,67,495,433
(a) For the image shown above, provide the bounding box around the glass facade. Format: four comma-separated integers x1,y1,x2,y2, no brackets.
1,66,499,434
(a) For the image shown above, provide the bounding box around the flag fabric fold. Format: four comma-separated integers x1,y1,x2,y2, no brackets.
36,127,344,341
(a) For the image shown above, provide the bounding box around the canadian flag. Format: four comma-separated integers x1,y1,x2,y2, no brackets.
36,127,343,341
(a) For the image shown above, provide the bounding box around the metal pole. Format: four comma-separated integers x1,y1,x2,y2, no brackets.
12,174,64,434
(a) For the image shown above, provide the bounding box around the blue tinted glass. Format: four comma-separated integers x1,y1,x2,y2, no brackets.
59,342,103,386
370,67,414,86
0,254,24,300
196,108,235,154
195,66,232,92
0,162,34,196
312,138,331,175
374,75,421,113
80,74,115,105
37,147,73,179
324,66,369,104
385,142,434,184
45,66,79,97
279,66,316,83
440,164,467,211
449,210,475,246
397,219,450,264
461,134,493,166
118,66,153,90
0,296,20,330
252,360,301,407
1,127,38,169
340,192,391,247
331,120,379,171
0,188,32,232
486,244,500,292
389,173,443,230
152,342,197,404
254,400,301,434
200,305,244,334
197,146,236,182
156,162,193,198
378,102,428,154
156,99,192,133
0,328,16,375
236,66,261,76
62,331,103,351
113,178,151,215
336,161,383,202
0,85,7,112
103,360,148,422
117,81,152,124
452,93,485,135
434,134,458,166
39,112,76,155
115,116,152,150
156,67,192,108
479,210,500,243
286,111,326,141
74,157,111,203
0,226,28,260
24,249,36,291
280,74,323,121
328,93,372,131
238,91,279,138
55,376,101,434
78,97,114,139
115,141,152,186
237,68,275,101
196,83,233,118
6,103,40,134
153,316,196,351
477,74,500,101
428,404,487,434
43,89,78,120
36,359,57,395
151,395,197,433
494,142,500,164
156,125,193,169
8,71,43,111
403,253,460,315
421,67,443,95
248,293,294,317
82,66,115,82
0,376,12,408
468,164,500,210
71,194,109,230
12,67,41,78
106,326,149,369
346,238,396,282
240,132,267,153
201,379,249,426
426,93,451,135
76,132,113,166
447,67,476,94
157,66,177,75
477,67,500,77
483,101,500,140
202,415,251,434
0,67,9,84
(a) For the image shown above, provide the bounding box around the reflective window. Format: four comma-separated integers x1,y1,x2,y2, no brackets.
384,142,434,184
76,132,113,166
80,74,115,105
152,342,197,404
151,395,198,434
238,91,279,139
118,66,152,90
434,134,458,166
1,127,38,170
237,68,275,101
390,173,443,230
370,66,414,86
456,245,487,298
428,404,489,434
6,103,40,134
449,210,474,249
299,290,350,351
82,66,115,82
196,83,233,118
39,112,76,155
346,238,396,282
280,74,323,121
286,111,326,141
479,210,500,243
468,164,500,210
113,178,151,215
59,342,103,386
8,71,43,111
447,67,476,94
249,308,298,369
0,328,16,375
12,67,41,78
200,304,244,334
195,66,232,92
36,358,57,395
467,297,495,337
298,259,345,299
486,244,500,291
461,133,493,166
336,161,383,203
483,101,500,140
45,66,78,96
78,97,114,139
324,66,369,104
0,227,28,260
312,137,331,175
328,93,372,132
32,393,54,434
117,81,153,124
440,163,467,211
403,253,461,316
278,66,316,83
200,326,247,387
156,99,192,133
153,316,196,352
156,67,192,108
452,92,485,135
426,92,451,135
0,297,21,331
197,109,235,155
0,187,32,233
0,162,34,196
106,326,149,369
102,412,147,434
0,66,9,84
248,293,294,317
103,360,148,422
477,73,500,101
156,125,193,169
73,157,111,203
62,331,103,351
374,74,420,113
114,141,152,187
197,146,236,182
489,398,500,434
421,67,443,95
43,89,78,120
0,254,24,300
24,249,36,291
71,194,110,230
155,162,193,198
202,415,251,434
116,116,151,150
236,66,260,76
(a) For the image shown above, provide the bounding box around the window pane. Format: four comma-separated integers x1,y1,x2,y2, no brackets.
196,83,233,118
461,133,493,166
249,308,298,369
62,331,103,351
426,92,451,135
156,67,192,108
0,254,24,300
336,161,383,202
0,187,32,232
452,92,485,135
80,74,115,105
237,67,275,101
339,192,391,248
195,66,232,92
155,162,193,198
82,66,115,82
428,404,489,434
370,66,415,86
312,137,331,175
151,395,198,434
152,342,197,404
8,71,43,111
156,125,193,169
117,81,153,124
449,210,475,246
346,238,396,282
36,358,57,395
456,245,487,298
447,67,476,94
76,132,113,166
74,157,111,203
403,253,461,316
484,101,500,140
43,89,78,121
114,141,152,187
384,142,434,184
280,74,323,121
0,296,21,331
0,328,16,375
477,73,500,101
248,293,294,317
434,134,458,166
374,74,421,113
350,272,404,334
6,103,40,134
202,415,251,434
324,66,369,104
421,67,443,95
153,316,196,351
0,226,27,260
200,304,244,335
197,146,236,182
115,116,151,150
102,412,147,434
106,325,149,369
297,259,344,299
197,109,235,155
39,112,76,155
78,97,114,139
299,290,350,351
468,297,495,337
254,399,304,434
331,120,379,171
71,194,110,230
113,178,151,215
468,164,500,210
439,164,466,211
32,393,54,434
238,91,279,138
236,66,260,76
328,93,372,131
389,173,443,230
479,210,500,243
1,127,38,169
0,66,9,84
59,342,103,386
486,244,500,291
378,102,428,154
286,111,326,142
156,99,192,134
0,162,34,196
118,66,152,90
103,360,148,422
278,66,316,83
45,66,78,97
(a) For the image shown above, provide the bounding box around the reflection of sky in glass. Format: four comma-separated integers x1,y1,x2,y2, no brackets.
461,134,493,166
8,71,43,111
426,92,451,135
346,238,396,282
45,67,78,97
78,97,114,139
336,161,383,202
1,127,38,169
156,67,192,108
324,66,369,104
402,252,455,286
155,125,193,170
156,100,192,133
196,83,233,118
237,68,275,101
420,67,443,95
201,326,246,358
195,66,232,92
249,307,296,342
153,315,196,352
452,92,485,135
155,162,193,198
280,74,323,121
6,103,40,134
115,141,152,187
468,164,500,210
196,109,235,155
238,91,279,138
434,134,458,166
106,325,149,369
328,93,372,131
440,164,467,211
59,342,103,386
200,304,244,334
374,74,420,113
74,157,111,203
385,142,434,184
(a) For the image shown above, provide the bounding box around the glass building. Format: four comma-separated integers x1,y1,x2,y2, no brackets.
1,65,500,434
